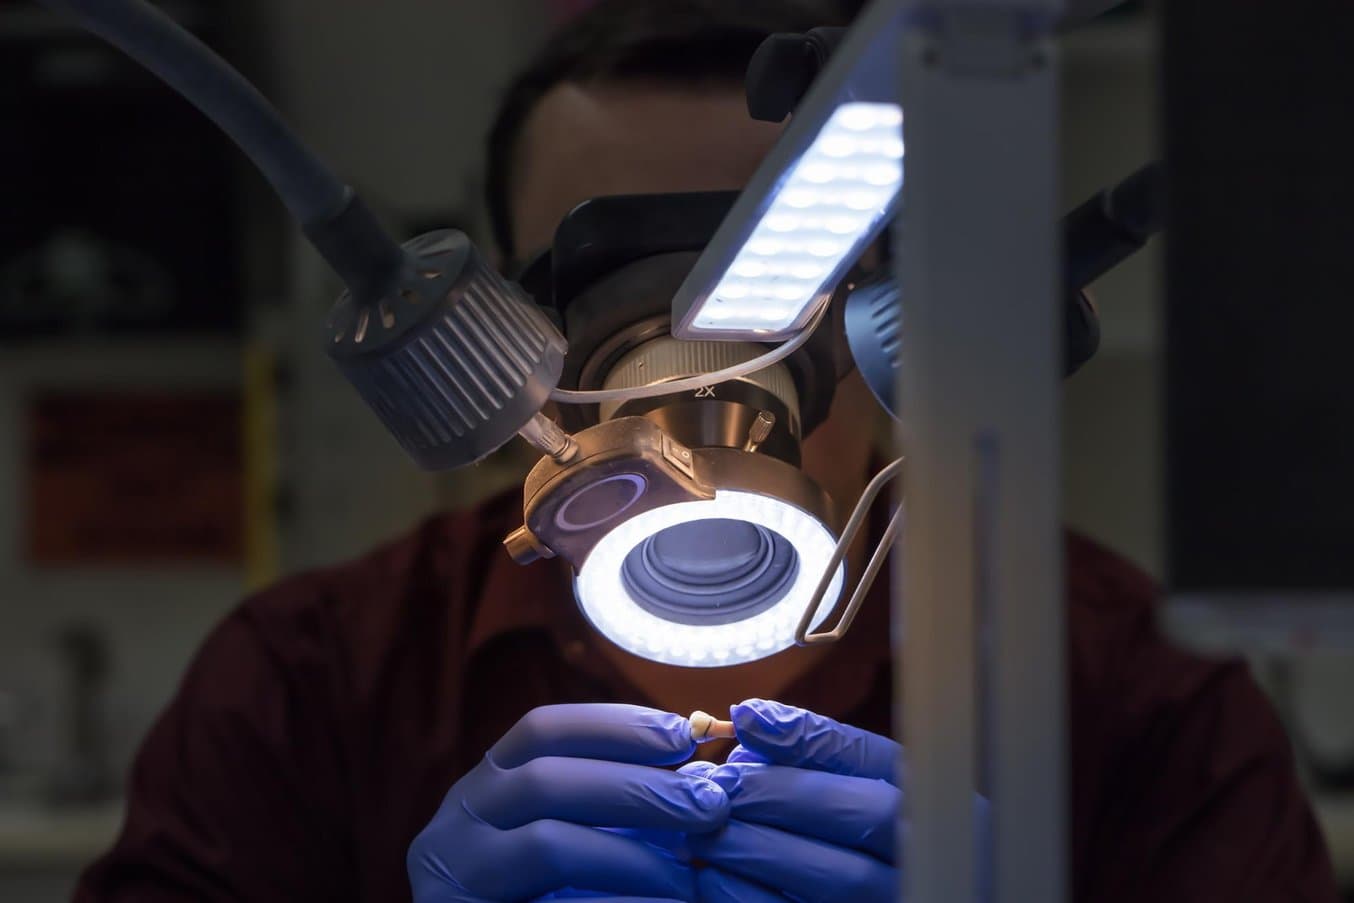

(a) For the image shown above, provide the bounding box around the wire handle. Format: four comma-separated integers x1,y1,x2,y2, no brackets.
795,456,905,645
548,303,830,405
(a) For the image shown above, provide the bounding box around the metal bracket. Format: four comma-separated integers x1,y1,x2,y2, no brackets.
795,456,905,645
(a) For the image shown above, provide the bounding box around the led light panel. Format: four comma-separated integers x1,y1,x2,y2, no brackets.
574,490,845,667
689,102,902,334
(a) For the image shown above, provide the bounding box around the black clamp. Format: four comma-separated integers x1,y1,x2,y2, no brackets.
744,27,848,123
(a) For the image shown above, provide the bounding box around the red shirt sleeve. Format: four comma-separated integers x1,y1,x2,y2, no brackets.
75,593,355,902
1068,535,1339,902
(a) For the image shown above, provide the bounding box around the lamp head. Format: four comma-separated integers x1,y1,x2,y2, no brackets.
324,230,567,469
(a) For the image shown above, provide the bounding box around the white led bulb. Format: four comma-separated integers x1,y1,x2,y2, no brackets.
690,102,903,335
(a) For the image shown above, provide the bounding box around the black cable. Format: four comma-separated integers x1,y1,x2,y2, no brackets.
1063,160,1166,289
40,0,407,302
1105,160,1166,241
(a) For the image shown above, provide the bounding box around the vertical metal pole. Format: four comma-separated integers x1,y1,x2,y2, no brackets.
895,3,1065,901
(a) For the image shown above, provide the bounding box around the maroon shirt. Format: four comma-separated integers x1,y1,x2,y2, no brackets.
77,491,1337,901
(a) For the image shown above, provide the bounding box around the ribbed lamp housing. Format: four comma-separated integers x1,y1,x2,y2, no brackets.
843,275,901,419
325,230,566,469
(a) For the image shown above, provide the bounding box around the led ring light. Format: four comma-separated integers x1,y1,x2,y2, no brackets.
575,490,843,667
562,329,836,667
507,409,842,669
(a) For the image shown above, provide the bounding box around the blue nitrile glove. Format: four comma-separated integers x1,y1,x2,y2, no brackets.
408,703,730,903
681,699,990,903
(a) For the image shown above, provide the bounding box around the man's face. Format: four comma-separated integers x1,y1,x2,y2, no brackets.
508,81,784,260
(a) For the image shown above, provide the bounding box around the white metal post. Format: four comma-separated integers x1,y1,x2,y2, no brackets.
894,3,1065,901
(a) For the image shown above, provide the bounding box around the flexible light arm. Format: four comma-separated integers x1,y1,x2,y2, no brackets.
42,0,568,472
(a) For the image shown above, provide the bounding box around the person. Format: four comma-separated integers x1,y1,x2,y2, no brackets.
77,2,1338,901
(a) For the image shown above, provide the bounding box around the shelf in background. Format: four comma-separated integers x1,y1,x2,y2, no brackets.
0,802,121,869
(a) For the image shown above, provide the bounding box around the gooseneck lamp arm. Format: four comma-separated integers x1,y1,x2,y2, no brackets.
38,0,569,471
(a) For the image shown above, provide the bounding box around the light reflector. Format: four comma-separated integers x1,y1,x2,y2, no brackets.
574,490,845,667
686,102,902,335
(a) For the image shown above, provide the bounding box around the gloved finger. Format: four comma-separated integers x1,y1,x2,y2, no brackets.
452,819,697,901
730,699,899,783
704,763,898,862
536,894,687,902
688,821,893,903
677,760,717,779
725,744,769,765
464,756,727,831
536,893,687,902
696,868,785,903
492,704,697,769
599,826,690,860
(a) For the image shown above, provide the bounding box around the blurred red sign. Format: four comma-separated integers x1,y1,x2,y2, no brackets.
26,393,243,565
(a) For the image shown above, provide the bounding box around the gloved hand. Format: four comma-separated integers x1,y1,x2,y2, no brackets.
680,699,990,903
409,703,730,903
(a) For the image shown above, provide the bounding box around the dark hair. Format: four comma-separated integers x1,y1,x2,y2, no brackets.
485,0,861,259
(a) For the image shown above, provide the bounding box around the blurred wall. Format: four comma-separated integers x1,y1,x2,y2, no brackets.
0,3,547,897
0,339,245,764
0,339,242,896
1058,23,1354,888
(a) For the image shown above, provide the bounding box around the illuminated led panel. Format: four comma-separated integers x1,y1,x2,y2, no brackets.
691,102,903,333
574,491,845,667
